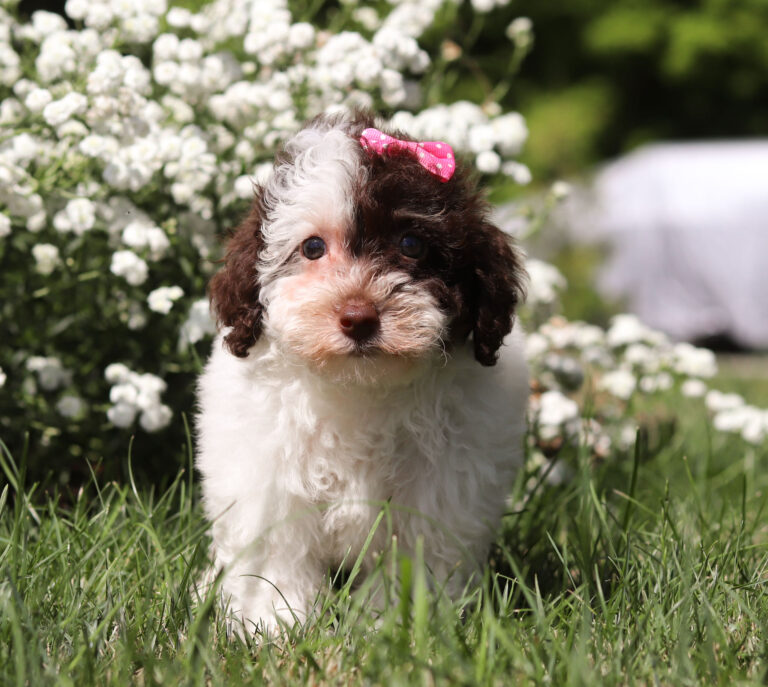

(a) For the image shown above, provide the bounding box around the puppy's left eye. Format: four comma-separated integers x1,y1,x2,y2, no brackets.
399,234,426,259
302,236,326,260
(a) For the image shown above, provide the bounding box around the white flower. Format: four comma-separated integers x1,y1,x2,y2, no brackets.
32,243,60,275
705,390,744,413
671,342,717,378
599,369,636,400
353,7,380,31
105,366,170,431
0,214,10,238
85,3,114,29
171,182,194,204
139,404,172,432
572,323,605,350
0,366,6,388
108,402,138,428
180,298,216,345
0,43,21,87
24,88,53,113
147,286,184,314
355,55,383,88
0,98,24,124
121,221,170,260
606,314,665,348
618,424,639,450
109,383,138,405
57,394,85,419
153,33,179,60
501,161,531,184
110,250,149,286
153,60,179,85
551,181,572,201
471,0,496,13
26,356,71,391
475,150,501,174
58,197,96,235
42,92,88,127
468,124,495,153
104,362,131,384
742,410,768,445
639,372,673,394
623,343,660,373
506,17,533,46
535,390,581,441
166,7,191,27
29,11,68,40
177,38,203,62
28,211,47,233
288,22,315,50
493,112,528,155
527,259,566,306
681,378,707,398
525,332,549,360
65,0,89,20
712,405,765,442
234,175,256,199
135,372,167,398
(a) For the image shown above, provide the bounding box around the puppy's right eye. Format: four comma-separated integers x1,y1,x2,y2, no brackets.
301,236,326,260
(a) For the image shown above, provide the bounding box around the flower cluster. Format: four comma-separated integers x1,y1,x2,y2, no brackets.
706,391,768,445
390,105,528,176
179,299,217,347
26,356,72,392
104,363,172,432
524,282,768,460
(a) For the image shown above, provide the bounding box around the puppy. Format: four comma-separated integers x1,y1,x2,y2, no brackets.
197,111,529,635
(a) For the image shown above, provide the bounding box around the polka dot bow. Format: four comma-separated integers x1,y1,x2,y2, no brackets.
359,128,456,182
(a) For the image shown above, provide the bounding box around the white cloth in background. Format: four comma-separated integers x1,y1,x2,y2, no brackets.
566,141,768,348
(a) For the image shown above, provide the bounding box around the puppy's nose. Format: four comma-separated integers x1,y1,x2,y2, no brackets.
339,301,379,342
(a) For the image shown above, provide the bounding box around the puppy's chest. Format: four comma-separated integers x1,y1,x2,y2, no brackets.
295,421,408,504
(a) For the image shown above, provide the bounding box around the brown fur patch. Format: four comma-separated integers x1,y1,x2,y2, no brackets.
208,194,266,358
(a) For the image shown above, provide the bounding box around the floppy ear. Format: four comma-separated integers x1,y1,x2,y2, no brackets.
208,197,266,358
469,223,527,366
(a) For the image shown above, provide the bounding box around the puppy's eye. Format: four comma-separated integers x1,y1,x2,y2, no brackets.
399,234,426,259
301,236,326,260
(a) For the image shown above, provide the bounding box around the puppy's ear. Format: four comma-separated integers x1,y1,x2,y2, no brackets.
208,198,266,358
468,223,527,366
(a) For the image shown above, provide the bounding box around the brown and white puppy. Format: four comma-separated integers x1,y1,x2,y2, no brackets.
197,111,529,635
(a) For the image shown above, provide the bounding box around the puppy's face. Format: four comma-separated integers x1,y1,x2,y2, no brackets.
210,113,526,385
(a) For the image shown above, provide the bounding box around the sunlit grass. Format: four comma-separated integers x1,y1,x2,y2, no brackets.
2,415,767,686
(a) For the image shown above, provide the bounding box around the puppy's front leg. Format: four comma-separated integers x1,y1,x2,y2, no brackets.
216,528,325,638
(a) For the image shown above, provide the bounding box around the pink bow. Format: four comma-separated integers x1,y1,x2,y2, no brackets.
359,127,456,182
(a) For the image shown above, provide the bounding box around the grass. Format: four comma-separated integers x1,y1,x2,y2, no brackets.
2,405,768,686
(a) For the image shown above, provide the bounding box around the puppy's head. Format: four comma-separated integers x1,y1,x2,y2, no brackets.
210,112,526,384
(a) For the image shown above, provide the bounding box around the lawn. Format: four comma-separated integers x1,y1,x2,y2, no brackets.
2,2,767,683
2,401,767,686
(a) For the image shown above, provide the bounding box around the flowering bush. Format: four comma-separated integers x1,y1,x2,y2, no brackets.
523,269,768,476
1,0,765,482
0,0,535,480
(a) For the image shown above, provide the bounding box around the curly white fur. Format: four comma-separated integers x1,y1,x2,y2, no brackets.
198,333,528,633
197,116,529,635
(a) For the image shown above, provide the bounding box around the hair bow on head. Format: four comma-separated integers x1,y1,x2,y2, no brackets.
359,128,456,182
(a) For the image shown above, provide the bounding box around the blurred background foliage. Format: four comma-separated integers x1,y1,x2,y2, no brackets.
418,0,768,180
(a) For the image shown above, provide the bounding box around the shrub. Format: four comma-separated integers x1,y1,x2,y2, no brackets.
0,0,533,482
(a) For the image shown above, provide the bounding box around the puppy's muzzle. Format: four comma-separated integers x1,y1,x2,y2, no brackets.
339,301,379,342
